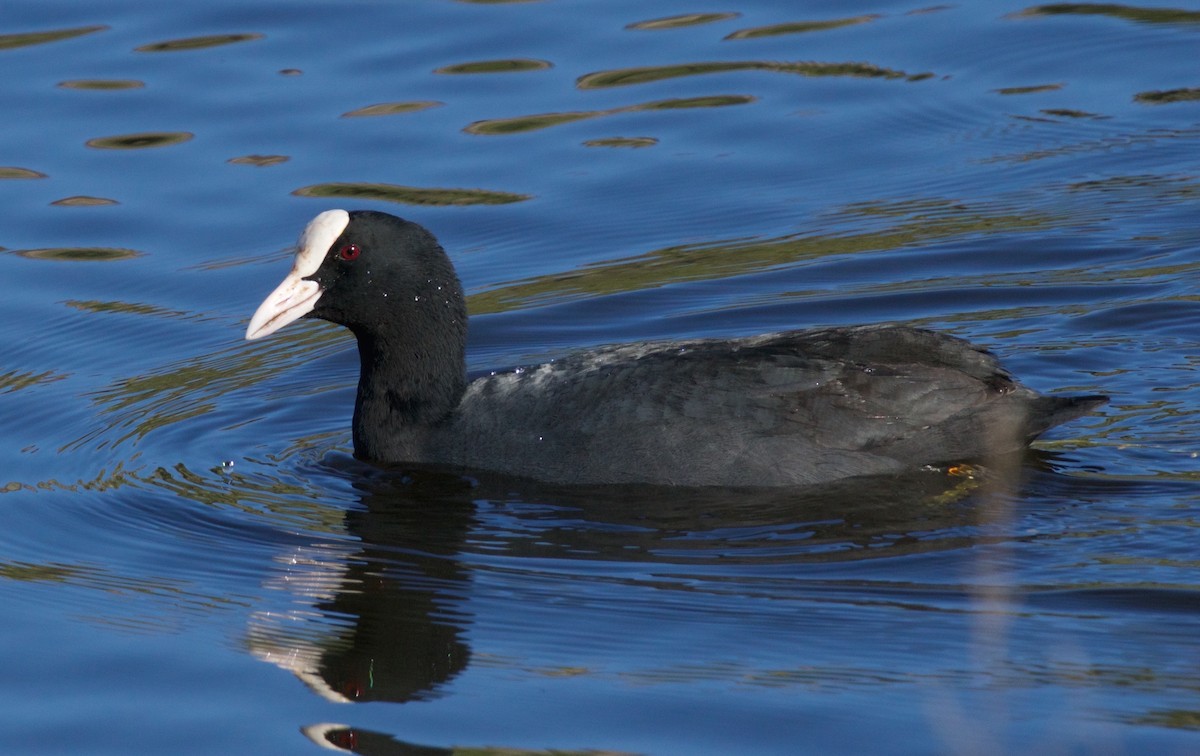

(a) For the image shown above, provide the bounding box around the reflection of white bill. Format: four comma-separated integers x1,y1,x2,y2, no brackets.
300,723,354,752
246,542,359,704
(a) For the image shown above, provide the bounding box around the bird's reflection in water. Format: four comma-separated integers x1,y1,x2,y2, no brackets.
246,451,1089,753
247,467,478,705
243,451,1113,756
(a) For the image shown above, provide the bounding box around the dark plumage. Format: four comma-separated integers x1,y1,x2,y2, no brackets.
246,209,1106,486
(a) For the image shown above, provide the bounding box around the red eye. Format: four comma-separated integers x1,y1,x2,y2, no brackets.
338,243,361,261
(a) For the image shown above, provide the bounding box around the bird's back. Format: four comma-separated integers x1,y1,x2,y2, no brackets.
429,325,1105,486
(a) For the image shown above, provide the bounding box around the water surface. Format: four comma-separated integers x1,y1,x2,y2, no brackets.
1,1,1199,753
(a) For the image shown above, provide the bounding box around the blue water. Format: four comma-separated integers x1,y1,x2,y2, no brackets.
2,1,1199,753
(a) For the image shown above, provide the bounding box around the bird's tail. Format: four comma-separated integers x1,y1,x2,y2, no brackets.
1026,394,1108,440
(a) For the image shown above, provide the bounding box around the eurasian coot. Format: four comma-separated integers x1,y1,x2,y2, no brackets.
246,209,1106,486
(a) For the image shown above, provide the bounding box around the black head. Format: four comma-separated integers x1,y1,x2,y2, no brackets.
308,211,466,340
246,209,467,346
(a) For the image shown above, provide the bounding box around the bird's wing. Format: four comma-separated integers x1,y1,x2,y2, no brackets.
449,326,1020,484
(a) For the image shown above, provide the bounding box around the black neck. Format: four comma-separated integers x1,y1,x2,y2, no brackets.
350,324,466,460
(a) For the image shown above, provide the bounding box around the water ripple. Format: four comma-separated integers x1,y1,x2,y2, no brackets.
0,167,46,179
466,197,1064,315
84,131,193,150
0,0,1197,749
12,246,141,261
133,33,263,53
0,24,106,50
464,94,755,135
434,58,552,74
724,15,881,40
293,182,532,205
576,60,931,89
57,79,144,90
50,195,120,206
1136,87,1200,104
626,13,741,31
340,100,443,118
1015,4,1200,26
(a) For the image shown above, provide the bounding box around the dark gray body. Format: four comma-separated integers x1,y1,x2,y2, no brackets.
355,325,1105,486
